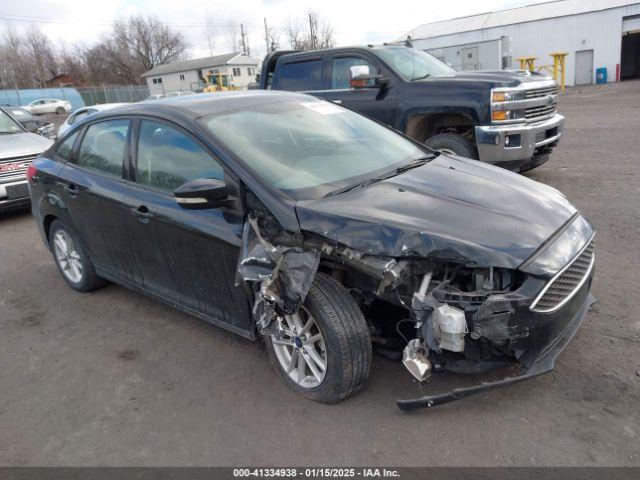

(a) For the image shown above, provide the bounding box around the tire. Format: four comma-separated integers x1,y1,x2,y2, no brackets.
265,273,372,404
425,133,477,159
519,152,550,173
49,219,104,292
55,107,65,115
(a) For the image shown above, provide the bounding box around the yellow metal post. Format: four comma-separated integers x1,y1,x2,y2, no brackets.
549,52,568,92
516,56,537,71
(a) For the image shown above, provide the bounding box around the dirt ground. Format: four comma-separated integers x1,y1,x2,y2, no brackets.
1,81,639,467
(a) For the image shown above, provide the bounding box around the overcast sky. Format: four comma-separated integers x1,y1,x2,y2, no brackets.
1,0,550,58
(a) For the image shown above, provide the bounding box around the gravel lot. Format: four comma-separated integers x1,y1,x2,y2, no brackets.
1,82,639,467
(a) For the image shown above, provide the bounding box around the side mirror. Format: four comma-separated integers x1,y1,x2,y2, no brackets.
349,65,389,89
25,121,39,132
173,178,228,210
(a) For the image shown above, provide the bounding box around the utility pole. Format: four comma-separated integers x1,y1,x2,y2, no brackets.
264,18,270,53
308,13,316,50
240,24,248,56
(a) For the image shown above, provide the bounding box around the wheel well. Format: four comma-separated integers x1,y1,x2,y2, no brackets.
405,113,475,143
43,214,58,245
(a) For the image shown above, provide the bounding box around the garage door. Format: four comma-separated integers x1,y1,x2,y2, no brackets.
623,15,640,33
575,50,594,86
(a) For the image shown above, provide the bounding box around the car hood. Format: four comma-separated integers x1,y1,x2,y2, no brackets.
0,131,53,158
426,70,553,89
295,155,577,271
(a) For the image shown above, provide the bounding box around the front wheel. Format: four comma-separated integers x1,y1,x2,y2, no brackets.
265,273,372,404
55,107,66,115
425,133,477,159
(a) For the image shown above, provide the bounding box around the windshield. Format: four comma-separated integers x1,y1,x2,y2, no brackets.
0,110,23,134
375,46,455,80
9,108,33,119
203,99,426,200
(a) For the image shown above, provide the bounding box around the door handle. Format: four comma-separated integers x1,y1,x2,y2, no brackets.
64,184,79,197
131,206,153,224
330,99,342,104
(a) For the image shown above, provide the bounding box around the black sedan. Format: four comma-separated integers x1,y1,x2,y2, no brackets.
28,91,595,409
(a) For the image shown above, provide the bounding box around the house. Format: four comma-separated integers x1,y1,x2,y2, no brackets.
141,52,259,95
45,73,84,88
400,0,640,85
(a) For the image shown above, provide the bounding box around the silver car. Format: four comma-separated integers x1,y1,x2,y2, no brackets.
57,103,129,137
23,98,72,115
0,109,53,212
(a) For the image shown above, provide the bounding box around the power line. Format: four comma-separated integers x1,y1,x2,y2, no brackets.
0,12,407,35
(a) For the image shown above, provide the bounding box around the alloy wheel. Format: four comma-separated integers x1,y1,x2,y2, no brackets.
53,229,84,283
271,307,327,389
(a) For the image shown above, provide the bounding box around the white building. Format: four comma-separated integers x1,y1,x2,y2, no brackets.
142,52,258,95
400,0,640,86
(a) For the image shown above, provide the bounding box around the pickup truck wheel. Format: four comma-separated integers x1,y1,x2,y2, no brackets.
265,273,372,404
425,133,477,159
49,219,104,292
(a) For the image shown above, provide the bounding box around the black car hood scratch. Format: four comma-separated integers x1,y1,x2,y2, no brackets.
295,155,577,270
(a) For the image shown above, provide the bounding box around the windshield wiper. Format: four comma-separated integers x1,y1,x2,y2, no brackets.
411,73,431,81
326,155,433,197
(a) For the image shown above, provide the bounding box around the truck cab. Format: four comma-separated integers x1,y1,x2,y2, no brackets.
258,45,564,173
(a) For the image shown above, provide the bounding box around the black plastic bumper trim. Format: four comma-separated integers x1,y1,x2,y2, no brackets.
397,293,596,411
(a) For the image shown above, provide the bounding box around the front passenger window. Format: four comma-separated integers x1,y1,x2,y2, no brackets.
77,119,129,178
332,57,377,89
136,120,224,192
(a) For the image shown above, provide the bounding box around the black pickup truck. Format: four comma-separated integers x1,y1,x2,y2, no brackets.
257,45,564,172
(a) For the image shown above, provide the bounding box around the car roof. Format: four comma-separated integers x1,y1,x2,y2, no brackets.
94,90,316,119
87,103,129,111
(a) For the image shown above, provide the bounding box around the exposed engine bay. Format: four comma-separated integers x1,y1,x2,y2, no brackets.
238,190,595,410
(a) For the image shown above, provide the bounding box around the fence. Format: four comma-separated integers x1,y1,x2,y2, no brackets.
0,87,85,110
77,85,149,105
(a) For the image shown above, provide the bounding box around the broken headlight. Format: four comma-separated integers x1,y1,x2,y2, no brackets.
519,215,594,277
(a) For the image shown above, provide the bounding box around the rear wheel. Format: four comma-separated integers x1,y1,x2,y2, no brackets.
265,273,372,403
425,133,477,159
55,107,65,115
49,220,103,292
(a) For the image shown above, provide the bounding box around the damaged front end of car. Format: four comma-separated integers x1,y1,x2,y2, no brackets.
236,188,596,411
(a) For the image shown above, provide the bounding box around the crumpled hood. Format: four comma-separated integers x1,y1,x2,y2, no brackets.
0,132,53,159
295,155,577,270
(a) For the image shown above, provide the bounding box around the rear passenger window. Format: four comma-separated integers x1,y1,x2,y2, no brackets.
55,131,79,160
77,119,129,178
279,60,324,91
136,120,223,192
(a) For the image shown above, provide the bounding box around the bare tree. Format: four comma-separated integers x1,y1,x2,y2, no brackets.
0,26,29,88
285,10,335,51
225,21,241,52
24,27,59,87
110,15,188,79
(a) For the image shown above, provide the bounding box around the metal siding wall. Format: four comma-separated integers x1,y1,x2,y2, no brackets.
412,4,640,85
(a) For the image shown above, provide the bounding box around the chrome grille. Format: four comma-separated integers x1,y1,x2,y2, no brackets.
525,102,558,121
530,240,595,313
525,85,558,98
0,155,35,183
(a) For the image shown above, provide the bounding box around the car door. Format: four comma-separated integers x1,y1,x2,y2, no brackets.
324,53,399,127
30,100,46,115
57,118,140,282
123,117,252,335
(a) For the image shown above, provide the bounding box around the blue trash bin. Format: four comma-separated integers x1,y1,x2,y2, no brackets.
596,67,607,84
